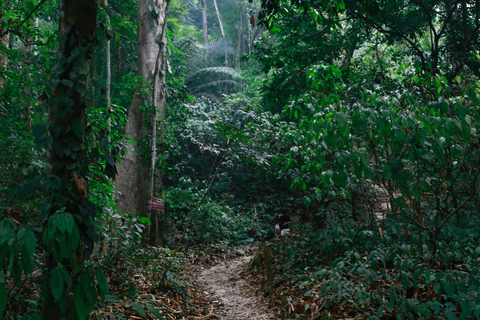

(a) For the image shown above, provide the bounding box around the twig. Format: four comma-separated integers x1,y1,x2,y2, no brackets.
405,214,430,231
436,193,476,231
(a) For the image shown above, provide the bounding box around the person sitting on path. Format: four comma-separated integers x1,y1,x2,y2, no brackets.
277,209,290,236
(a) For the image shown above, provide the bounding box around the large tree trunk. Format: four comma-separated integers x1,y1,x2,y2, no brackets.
201,0,208,45
45,0,98,318
115,0,170,243
148,0,171,245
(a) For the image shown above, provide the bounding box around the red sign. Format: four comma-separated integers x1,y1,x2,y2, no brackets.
150,198,164,211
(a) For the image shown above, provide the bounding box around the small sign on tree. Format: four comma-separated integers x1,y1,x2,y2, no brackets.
150,198,164,211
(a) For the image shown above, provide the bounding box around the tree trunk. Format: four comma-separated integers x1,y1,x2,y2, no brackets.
236,3,242,67
213,0,228,66
105,0,111,112
148,0,171,245
45,0,97,318
115,0,170,243
201,0,208,45
0,11,9,91
241,4,245,55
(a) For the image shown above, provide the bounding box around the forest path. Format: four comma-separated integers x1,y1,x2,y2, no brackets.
198,255,278,320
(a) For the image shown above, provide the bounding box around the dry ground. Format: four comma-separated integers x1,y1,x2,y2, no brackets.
198,255,279,320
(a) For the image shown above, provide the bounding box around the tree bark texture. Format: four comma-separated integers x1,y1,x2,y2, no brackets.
148,0,171,244
115,0,169,223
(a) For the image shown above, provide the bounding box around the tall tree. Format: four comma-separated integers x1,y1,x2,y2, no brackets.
115,0,171,242
44,0,100,318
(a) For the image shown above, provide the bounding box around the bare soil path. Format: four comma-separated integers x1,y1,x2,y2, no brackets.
198,255,278,320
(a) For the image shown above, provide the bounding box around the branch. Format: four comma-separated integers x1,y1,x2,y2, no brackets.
0,0,47,38
358,12,426,71
436,0,461,40
186,0,201,11
411,0,437,52
436,168,480,231
405,214,430,231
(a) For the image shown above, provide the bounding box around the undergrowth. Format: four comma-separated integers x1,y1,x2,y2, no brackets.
252,215,480,320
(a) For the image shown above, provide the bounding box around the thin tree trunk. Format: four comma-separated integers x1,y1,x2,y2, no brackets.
106,0,111,111
248,24,251,55
105,0,112,142
23,18,35,130
201,0,208,45
236,4,242,67
213,0,228,66
241,4,245,55
0,11,9,91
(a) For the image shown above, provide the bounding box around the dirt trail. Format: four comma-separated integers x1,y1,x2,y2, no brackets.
198,255,278,320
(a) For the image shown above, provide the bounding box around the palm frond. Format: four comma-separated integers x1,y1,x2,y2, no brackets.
186,66,241,81
190,79,244,93
192,38,236,59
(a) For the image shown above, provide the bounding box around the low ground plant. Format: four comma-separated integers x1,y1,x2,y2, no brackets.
252,215,480,319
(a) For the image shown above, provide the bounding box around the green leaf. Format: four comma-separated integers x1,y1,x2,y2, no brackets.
65,213,74,233
467,87,478,107
138,217,151,225
105,154,115,167
465,116,472,126
132,302,146,318
147,305,164,319
50,267,64,302
14,180,37,197
443,281,455,296
32,123,47,139
61,79,74,88
460,305,471,320
105,295,119,302
75,83,86,94
21,246,33,274
75,289,87,320
17,227,26,240
414,76,420,84
96,268,109,295
445,308,457,320
23,230,36,256
72,119,84,140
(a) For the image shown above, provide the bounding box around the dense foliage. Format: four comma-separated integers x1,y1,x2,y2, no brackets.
2,0,480,319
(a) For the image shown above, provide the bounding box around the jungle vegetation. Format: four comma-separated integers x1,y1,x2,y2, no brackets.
2,0,480,319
